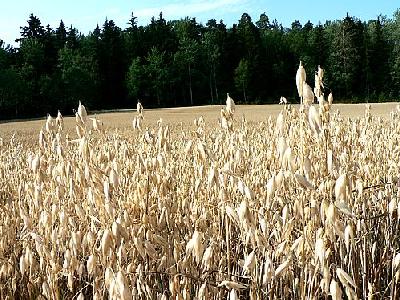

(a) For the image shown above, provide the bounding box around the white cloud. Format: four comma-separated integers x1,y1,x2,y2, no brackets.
132,0,246,21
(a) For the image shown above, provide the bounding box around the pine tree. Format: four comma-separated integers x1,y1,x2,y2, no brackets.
17,14,45,42
328,14,363,99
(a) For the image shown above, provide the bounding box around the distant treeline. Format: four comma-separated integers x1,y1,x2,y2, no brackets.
0,10,400,119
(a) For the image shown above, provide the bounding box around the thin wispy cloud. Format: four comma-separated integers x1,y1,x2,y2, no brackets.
132,0,246,21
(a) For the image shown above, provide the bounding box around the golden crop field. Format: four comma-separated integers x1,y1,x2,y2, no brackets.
0,100,400,299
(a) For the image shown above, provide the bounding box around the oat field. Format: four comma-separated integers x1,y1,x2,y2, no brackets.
0,100,400,299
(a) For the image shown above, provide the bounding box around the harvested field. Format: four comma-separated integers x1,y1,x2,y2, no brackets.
1,102,397,137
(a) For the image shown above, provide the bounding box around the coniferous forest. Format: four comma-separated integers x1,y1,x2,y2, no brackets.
1,10,400,119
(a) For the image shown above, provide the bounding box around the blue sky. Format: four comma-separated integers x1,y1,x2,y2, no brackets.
1,0,399,46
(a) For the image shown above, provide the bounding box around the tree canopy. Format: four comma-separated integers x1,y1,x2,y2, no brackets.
1,10,400,119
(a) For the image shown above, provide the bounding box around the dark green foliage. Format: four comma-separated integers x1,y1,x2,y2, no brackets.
146,47,168,106
98,20,125,108
58,46,99,111
387,10,400,98
18,14,45,41
235,58,250,102
126,57,143,100
1,10,400,120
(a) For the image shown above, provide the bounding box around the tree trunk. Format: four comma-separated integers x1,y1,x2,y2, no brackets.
213,64,219,104
243,81,247,102
209,71,214,104
189,64,193,106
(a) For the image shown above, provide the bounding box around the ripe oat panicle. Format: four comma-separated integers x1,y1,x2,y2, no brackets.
0,71,399,299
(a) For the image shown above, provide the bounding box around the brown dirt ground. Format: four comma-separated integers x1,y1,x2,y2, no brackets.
0,103,398,140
